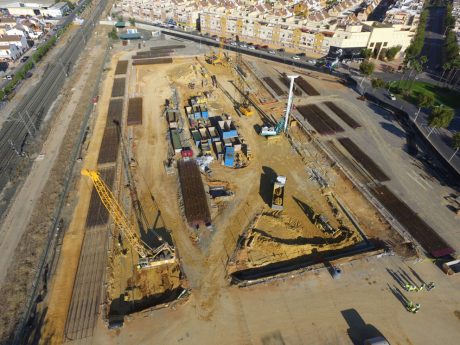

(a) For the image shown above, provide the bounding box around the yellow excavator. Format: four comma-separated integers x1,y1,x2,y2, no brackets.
205,37,225,65
81,169,176,269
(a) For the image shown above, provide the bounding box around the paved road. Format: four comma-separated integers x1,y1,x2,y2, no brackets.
0,0,100,194
365,82,460,171
421,6,446,72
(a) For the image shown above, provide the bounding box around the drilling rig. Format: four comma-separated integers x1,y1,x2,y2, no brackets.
81,169,176,269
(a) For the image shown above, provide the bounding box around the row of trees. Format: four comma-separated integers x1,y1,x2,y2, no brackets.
0,26,67,101
440,3,460,89
405,9,428,60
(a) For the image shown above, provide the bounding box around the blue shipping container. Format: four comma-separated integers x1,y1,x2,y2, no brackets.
224,147,235,167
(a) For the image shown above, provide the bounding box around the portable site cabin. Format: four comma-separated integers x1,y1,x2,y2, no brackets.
224,146,235,167
190,129,201,147
170,129,182,153
214,141,224,160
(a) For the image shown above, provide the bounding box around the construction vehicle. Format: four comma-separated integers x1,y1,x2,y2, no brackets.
260,75,297,137
81,169,176,269
205,37,225,65
232,36,254,116
271,175,286,210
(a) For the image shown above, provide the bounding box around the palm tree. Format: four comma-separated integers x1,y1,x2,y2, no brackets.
449,132,460,161
415,93,435,122
427,106,455,137
440,62,451,86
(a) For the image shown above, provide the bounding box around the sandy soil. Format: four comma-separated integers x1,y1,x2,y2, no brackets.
96,56,395,325
34,32,115,345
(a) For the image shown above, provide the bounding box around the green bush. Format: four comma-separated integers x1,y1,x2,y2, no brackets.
359,60,375,76
386,46,402,61
371,78,386,88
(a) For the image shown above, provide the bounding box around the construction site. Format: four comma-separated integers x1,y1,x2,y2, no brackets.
64,40,397,322
33,32,460,345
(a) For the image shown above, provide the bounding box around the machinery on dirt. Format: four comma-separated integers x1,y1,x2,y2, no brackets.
205,37,225,65
81,169,176,269
271,175,286,211
261,75,298,137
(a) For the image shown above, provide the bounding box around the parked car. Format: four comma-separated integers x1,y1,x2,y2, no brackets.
389,93,396,101
3,75,13,80
230,41,237,46
269,50,276,54
261,45,269,49
307,60,316,64
292,55,300,60
20,56,29,63
278,48,285,52
248,45,255,50
240,43,247,48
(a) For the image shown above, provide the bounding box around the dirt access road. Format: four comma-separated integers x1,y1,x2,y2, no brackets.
92,255,460,345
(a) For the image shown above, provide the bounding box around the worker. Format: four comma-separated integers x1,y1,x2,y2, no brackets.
406,301,421,313
426,282,436,291
405,283,417,292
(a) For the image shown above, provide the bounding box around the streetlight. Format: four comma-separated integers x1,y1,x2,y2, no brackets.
387,80,397,93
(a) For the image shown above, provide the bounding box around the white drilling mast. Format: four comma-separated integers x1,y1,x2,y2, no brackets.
283,75,298,133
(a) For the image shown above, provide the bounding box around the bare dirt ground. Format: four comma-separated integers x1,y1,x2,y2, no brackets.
87,54,400,330
106,55,185,318
27,43,454,345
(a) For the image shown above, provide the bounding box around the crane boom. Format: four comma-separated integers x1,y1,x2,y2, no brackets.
82,169,152,258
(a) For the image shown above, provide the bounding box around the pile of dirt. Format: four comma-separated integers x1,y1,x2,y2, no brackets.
230,211,363,271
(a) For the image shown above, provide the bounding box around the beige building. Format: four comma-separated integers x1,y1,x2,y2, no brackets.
200,11,414,56
119,0,416,57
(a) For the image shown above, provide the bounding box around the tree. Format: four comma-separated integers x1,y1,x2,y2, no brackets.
415,93,434,122
359,60,375,76
449,132,460,161
359,60,375,87
117,15,123,22
108,28,118,40
371,78,386,88
361,48,372,60
386,45,402,61
129,17,135,26
427,106,454,137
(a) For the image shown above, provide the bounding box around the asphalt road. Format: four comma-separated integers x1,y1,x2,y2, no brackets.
421,6,446,72
0,0,104,193
365,82,460,169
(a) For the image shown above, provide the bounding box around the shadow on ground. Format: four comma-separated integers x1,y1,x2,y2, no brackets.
341,308,385,345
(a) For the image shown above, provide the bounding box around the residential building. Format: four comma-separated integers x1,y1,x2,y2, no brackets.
0,34,28,51
0,43,21,60
1,1,57,17
119,0,416,57
43,2,70,18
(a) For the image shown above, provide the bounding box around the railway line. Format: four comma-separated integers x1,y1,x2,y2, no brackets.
0,0,107,192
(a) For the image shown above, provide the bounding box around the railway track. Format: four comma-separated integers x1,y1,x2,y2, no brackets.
0,0,105,192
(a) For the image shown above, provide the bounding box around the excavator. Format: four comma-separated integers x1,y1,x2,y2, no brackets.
81,169,176,269
205,37,225,65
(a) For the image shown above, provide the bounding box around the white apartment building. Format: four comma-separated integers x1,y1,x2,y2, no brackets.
119,0,416,56
0,43,21,60
0,34,28,51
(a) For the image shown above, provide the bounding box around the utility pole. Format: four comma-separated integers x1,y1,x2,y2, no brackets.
284,75,298,133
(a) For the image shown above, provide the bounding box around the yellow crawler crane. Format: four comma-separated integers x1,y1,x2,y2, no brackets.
81,169,176,269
